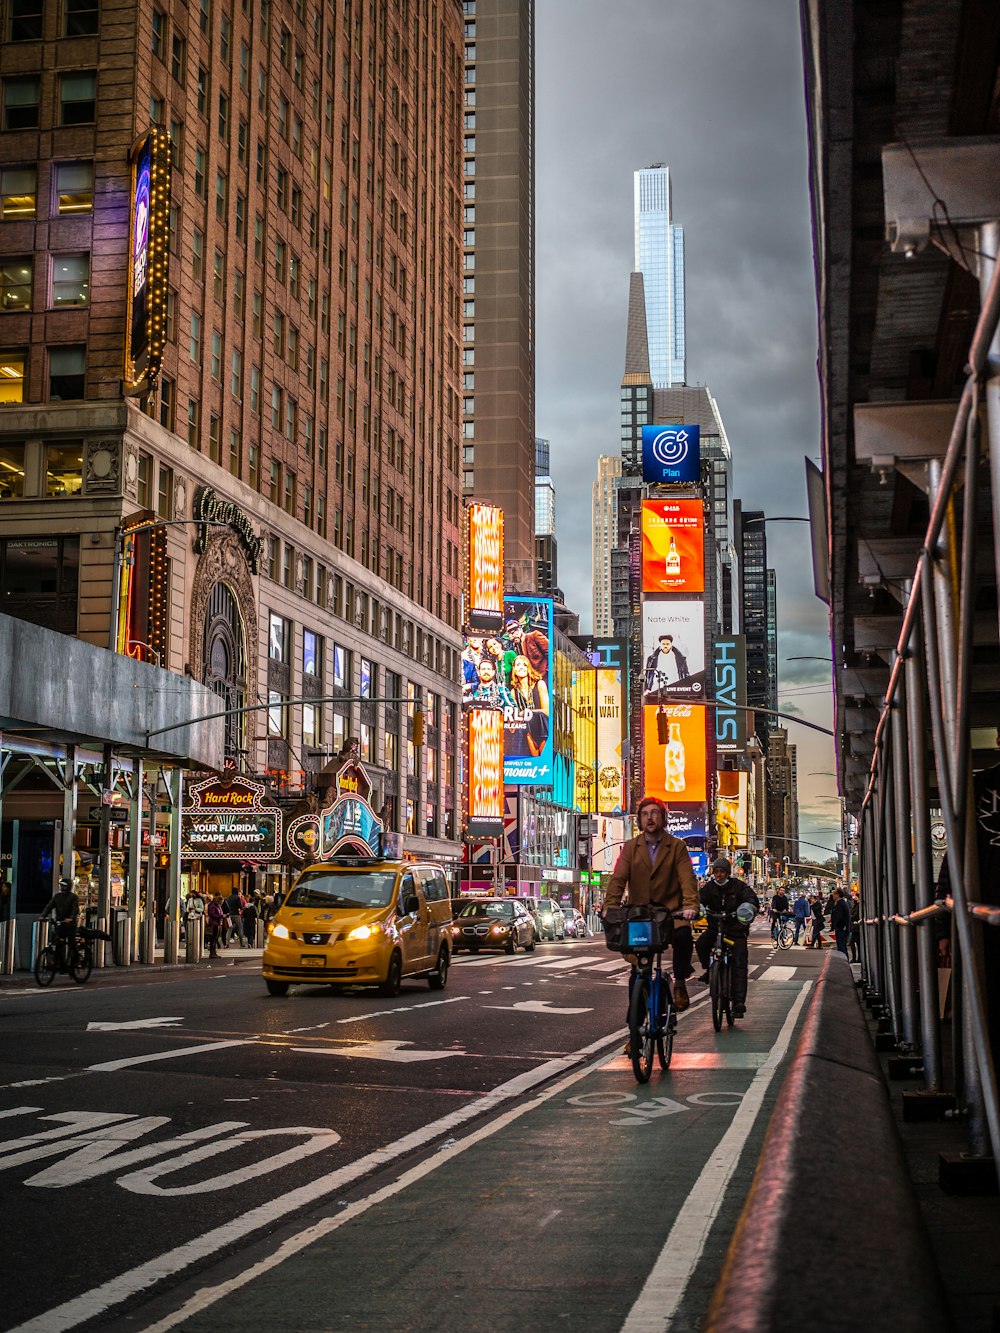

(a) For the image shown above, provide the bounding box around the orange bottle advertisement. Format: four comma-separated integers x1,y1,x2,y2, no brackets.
641,498,705,594
642,704,708,803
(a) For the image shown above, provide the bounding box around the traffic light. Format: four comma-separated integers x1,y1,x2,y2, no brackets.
656,706,668,745
412,707,424,746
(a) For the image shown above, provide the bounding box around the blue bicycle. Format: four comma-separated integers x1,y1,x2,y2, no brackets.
605,906,679,1082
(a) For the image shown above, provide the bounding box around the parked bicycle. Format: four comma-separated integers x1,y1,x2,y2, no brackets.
604,905,682,1082
707,902,757,1031
770,913,794,950
34,920,105,987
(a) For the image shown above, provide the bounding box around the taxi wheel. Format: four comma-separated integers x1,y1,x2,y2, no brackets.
428,946,449,990
380,950,403,997
265,980,289,997
525,934,535,952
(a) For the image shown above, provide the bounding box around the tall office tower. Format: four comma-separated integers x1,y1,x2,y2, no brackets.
634,164,686,388
462,0,536,589
766,569,778,720
0,2,466,856
737,506,775,748
766,728,799,866
592,454,622,635
533,436,557,594
610,272,652,638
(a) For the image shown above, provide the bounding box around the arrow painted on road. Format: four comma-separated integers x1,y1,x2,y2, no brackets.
484,1000,593,1015
291,1040,467,1063
87,1017,184,1032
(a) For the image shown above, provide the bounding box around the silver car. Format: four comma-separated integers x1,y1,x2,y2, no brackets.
561,907,589,938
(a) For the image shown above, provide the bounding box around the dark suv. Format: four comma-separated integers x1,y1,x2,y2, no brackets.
513,895,565,941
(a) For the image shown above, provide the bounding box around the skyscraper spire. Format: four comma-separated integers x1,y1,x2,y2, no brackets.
623,272,652,385
634,164,686,387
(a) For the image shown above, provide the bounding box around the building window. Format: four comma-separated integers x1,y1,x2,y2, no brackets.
0,349,26,402
46,442,84,496
8,0,43,40
186,396,199,448
1,166,35,219
302,702,320,749
303,628,321,677
59,72,97,125
269,611,289,661
1,258,31,310
332,643,350,688
267,690,285,736
0,441,25,495
157,462,173,518
136,451,152,507
151,8,166,59
48,345,85,399
54,161,93,214
158,377,175,430
2,77,39,130
51,253,89,307
171,34,186,82
65,0,100,37
0,535,79,635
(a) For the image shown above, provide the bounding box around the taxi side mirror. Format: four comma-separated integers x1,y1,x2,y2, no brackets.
403,893,420,915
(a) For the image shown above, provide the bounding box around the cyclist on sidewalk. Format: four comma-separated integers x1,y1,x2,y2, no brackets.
604,796,699,1025
40,877,80,968
695,858,760,1018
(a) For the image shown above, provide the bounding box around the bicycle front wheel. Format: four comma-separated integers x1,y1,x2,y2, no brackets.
777,924,793,950
70,944,93,984
710,959,723,1032
34,947,58,987
722,960,735,1028
628,974,654,1083
656,1008,674,1070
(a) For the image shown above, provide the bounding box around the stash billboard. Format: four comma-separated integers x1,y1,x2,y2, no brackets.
712,635,748,755
641,498,704,595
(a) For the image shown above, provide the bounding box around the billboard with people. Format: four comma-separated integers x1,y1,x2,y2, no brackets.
641,598,706,703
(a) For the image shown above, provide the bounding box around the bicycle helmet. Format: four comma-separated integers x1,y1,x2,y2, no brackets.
58,877,73,889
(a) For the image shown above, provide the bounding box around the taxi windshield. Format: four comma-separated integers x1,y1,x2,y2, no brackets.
457,900,512,919
285,869,397,909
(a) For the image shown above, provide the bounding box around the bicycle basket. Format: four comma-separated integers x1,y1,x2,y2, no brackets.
603,906,669,953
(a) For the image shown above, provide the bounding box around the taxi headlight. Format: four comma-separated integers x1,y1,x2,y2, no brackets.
269,923,289,940
347,924,375,941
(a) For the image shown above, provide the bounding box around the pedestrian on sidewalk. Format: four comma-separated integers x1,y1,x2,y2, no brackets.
206,894,224,958
793,891,810,944
849,890,861,962
242,893,259,948
225,888,246,946
831,887,851,955
809,892,826,948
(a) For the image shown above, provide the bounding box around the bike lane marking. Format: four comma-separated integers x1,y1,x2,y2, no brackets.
619,980,812,1333
86,1039,256,1073
6,1029,628,1333
756,966,797,982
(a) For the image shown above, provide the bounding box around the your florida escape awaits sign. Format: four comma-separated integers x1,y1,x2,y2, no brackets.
181,774,282,858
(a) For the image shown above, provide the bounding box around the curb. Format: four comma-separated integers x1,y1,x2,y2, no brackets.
705,951,951,1332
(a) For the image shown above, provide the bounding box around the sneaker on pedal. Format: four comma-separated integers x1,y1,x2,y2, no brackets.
734,1004,746,1017
673,982,690,1012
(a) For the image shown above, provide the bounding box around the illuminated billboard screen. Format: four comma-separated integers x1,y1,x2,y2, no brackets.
115,511,168,665
641,498,704,595
716,770,749,847
592,815,627,875
713,635,748,755
465,708,504,837
571,669,597,812
125,127,171,392
642,424,701,485
642,598,706,704
596,667,625,812
465,502,504,632
642,704,708,804
502,595,554,786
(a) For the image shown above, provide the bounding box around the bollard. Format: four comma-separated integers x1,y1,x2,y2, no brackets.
185,915,204,963
114,912,132,966
0,919,15,975
138,914,156,964
255,918,266,948
163,918,180,964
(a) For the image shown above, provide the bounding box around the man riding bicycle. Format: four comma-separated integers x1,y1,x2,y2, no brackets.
40,877,80,968
695,858,759,1017
604,796,699,1047
769,886,790,935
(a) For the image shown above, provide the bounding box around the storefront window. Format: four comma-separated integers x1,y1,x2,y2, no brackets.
0,535,79,634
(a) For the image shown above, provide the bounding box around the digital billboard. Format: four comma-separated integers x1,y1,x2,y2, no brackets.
501,595,554,786
592,815,628,875
465,502,504,632
125,127,171,393
641,498,704,594
642,703,708,804
716,770,749,847
571,668,597,812
667,804,708,842
466,708,504,837
595,666,626,813
642,424,701,486
713,635,748,755
642,599,706,703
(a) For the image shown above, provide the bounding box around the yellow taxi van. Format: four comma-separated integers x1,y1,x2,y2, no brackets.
262,856,453,997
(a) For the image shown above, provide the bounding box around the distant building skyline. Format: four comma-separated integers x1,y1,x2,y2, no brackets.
634,164,686,388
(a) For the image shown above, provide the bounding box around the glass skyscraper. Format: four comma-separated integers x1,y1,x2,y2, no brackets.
634,164,686,387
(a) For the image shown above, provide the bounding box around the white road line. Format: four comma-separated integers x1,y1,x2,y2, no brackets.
334,995,470,1025
620,981,813,1333
585,960,630,973
9,1030,627,1333
86,1039,255,1073
757,966,798,983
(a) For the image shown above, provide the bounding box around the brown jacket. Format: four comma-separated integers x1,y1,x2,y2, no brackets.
605,833,699,916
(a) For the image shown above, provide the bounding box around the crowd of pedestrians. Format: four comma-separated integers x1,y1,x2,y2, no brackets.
767,884,861,960
183,886,277,959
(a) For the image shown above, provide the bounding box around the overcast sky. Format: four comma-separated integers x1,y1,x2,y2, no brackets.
534,0,840,858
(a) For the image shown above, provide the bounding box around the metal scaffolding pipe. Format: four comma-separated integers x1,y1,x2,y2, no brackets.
890,671,919,1050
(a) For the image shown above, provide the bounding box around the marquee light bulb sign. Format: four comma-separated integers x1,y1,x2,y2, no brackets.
125,127,171,394
464,501,504,633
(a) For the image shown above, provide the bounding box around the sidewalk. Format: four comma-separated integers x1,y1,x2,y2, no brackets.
0,942,264,987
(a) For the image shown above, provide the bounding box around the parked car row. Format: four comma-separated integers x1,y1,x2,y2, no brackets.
448,895,592,952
